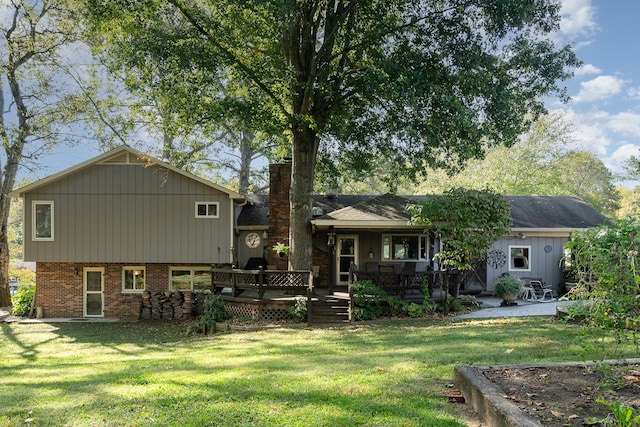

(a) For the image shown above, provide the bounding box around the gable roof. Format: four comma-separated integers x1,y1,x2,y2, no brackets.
238,193,606,232
9,145,245,200
506,196,606,230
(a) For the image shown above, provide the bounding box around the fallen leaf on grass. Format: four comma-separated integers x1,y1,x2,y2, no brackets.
550,410,563,417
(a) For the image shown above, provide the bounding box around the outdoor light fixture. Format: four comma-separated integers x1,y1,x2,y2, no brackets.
368,248,374,259
327,230,336,246
262,230,268,240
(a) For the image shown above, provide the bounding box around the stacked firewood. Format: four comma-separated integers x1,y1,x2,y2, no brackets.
139,290,197,321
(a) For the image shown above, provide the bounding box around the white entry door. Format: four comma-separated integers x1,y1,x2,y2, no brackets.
336,235,358,285
84,268,104,317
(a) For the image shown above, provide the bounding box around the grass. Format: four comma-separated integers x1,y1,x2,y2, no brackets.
1,317,638,426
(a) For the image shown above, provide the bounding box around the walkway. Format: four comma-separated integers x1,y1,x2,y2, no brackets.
455,295,566,319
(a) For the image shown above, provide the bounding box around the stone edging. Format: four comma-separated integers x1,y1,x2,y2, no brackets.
454,359,640,427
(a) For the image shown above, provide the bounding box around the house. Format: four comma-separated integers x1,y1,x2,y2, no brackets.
237,162,607,296
9,146,245,319
11,149,606,320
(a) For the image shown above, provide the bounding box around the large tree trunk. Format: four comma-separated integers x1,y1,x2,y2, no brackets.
289,127,319,271
0,149,22,307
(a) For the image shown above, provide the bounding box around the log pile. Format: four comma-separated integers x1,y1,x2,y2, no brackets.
139,290,198,321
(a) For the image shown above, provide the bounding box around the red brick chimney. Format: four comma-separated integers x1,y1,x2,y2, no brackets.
268,162,291,269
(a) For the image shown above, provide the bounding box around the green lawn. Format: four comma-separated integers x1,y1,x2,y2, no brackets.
1,317,637,426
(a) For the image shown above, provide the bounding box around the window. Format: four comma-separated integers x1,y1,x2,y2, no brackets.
509,246,531,271
122,266,145,292
195,202,219,218
170,267,211,291
382,234,428,261
33,201,54,241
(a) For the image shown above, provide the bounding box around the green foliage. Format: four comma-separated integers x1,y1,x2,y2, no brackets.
86,0,580,271
421,293,437,314
594,398,640,427
199,294,229,330
408,188,511,272
492,274,525,299
272,242,290,256
412,113,620,216
407,303,424,318
288,297,307,322
564,218,640,329
352,280,387,320
11,285,35,316
386,296,409,317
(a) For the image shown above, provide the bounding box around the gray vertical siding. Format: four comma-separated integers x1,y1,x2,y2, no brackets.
24,164,234,264
486,236,567,291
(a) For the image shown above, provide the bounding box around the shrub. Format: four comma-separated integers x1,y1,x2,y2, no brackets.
199,294,229,330
386,296,409,316
352,280,386,320
407,302,423,318
564,218,640,328
11,284,35,316
288,297,307,322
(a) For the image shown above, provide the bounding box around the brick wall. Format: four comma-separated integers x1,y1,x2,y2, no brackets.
268,162,291,270
35,263,209,320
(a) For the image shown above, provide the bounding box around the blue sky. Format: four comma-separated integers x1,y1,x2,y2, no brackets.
20,0,640,187
551,0,640,181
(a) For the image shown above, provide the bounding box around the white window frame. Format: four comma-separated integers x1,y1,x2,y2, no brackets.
169,267,211,292
32,200,54,241
381,233,429,261
194,202,219,218
509,245,531,272
122,266,146,293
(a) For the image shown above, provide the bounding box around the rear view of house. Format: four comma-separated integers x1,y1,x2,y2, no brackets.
10,146,244,319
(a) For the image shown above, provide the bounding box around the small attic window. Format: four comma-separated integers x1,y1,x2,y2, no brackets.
312,207,324,217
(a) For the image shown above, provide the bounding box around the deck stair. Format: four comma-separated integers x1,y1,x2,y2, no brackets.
307,293,351,326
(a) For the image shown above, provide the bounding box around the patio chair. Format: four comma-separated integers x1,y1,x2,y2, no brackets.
529,280,555,302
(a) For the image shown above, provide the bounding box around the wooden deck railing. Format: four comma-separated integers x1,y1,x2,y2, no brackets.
352,270,430,298
211,267,313,299
351,270,463,299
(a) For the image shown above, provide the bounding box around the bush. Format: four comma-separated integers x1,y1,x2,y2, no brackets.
352,280,387,320
407,302,423,318
11,284,35,316
288,297,307,322
564,218,640,329
199,294,229,330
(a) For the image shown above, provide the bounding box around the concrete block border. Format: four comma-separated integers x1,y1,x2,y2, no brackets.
453,358,640,427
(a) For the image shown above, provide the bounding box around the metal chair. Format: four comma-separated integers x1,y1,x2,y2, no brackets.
529,280,555,302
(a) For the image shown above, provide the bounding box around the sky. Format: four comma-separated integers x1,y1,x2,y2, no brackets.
15,0,640,188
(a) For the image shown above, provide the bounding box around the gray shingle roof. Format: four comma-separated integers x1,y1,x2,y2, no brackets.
237,193,606,230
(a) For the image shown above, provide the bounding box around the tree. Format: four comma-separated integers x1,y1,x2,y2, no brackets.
553,151,619,215
414,113,620,215
0,0,97,306
84,0,579,271
407,188,511,314
86,19,281,195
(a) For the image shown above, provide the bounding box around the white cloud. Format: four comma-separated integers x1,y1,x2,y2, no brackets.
556,108,612,155
628,87,640,100
606,143,640,176
573,75,627,103
560,0,597,37
607,112,640,138
574,64,601,76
